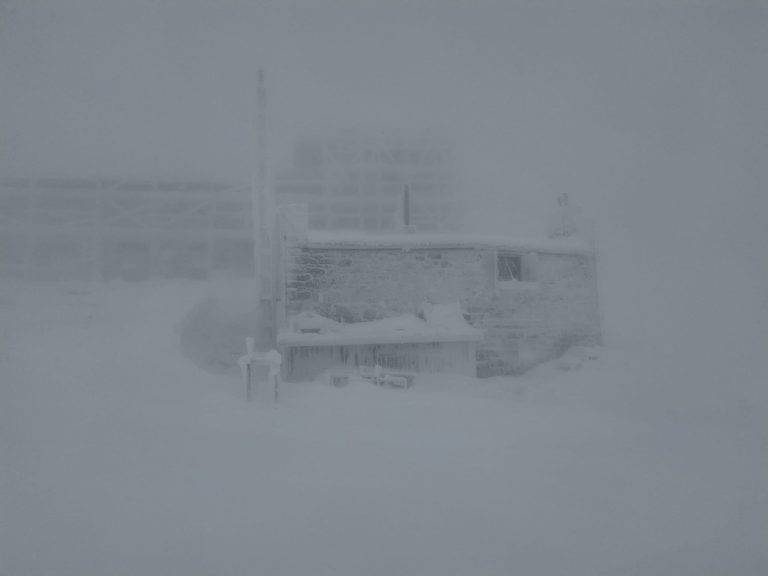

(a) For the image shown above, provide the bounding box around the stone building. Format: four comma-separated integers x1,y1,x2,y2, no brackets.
273,215,601,380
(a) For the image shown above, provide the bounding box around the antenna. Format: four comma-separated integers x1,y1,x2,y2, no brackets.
252,67,275,346
403,184,411,227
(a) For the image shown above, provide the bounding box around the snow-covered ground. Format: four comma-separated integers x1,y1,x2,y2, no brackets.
1,281,766,575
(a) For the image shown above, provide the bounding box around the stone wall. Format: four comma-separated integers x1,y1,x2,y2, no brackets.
284,242,600,376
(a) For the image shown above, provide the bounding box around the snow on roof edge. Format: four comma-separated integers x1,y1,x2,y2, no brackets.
294,230,593,255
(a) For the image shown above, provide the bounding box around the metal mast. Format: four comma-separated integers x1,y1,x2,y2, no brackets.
253,68,275,346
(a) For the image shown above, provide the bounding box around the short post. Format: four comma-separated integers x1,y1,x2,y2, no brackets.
266,350,282,402
239,338,282,403
245,337,255,401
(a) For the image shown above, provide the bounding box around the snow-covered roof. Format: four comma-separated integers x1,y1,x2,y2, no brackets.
278,306,483,347
294,230,592,255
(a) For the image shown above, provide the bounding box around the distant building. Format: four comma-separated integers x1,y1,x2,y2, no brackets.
275,130,461,232
0,177,254,280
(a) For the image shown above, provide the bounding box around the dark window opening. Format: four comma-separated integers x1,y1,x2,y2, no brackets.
497,253,522,281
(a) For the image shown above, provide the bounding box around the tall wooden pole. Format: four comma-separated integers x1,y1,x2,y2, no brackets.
252,68,272,346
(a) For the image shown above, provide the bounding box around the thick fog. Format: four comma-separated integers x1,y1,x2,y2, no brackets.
3,0,766,404
1,1,767,574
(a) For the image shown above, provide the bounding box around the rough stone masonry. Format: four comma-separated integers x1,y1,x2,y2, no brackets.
283,235,601,376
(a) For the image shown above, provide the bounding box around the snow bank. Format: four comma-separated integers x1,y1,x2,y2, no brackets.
179,291,255,374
